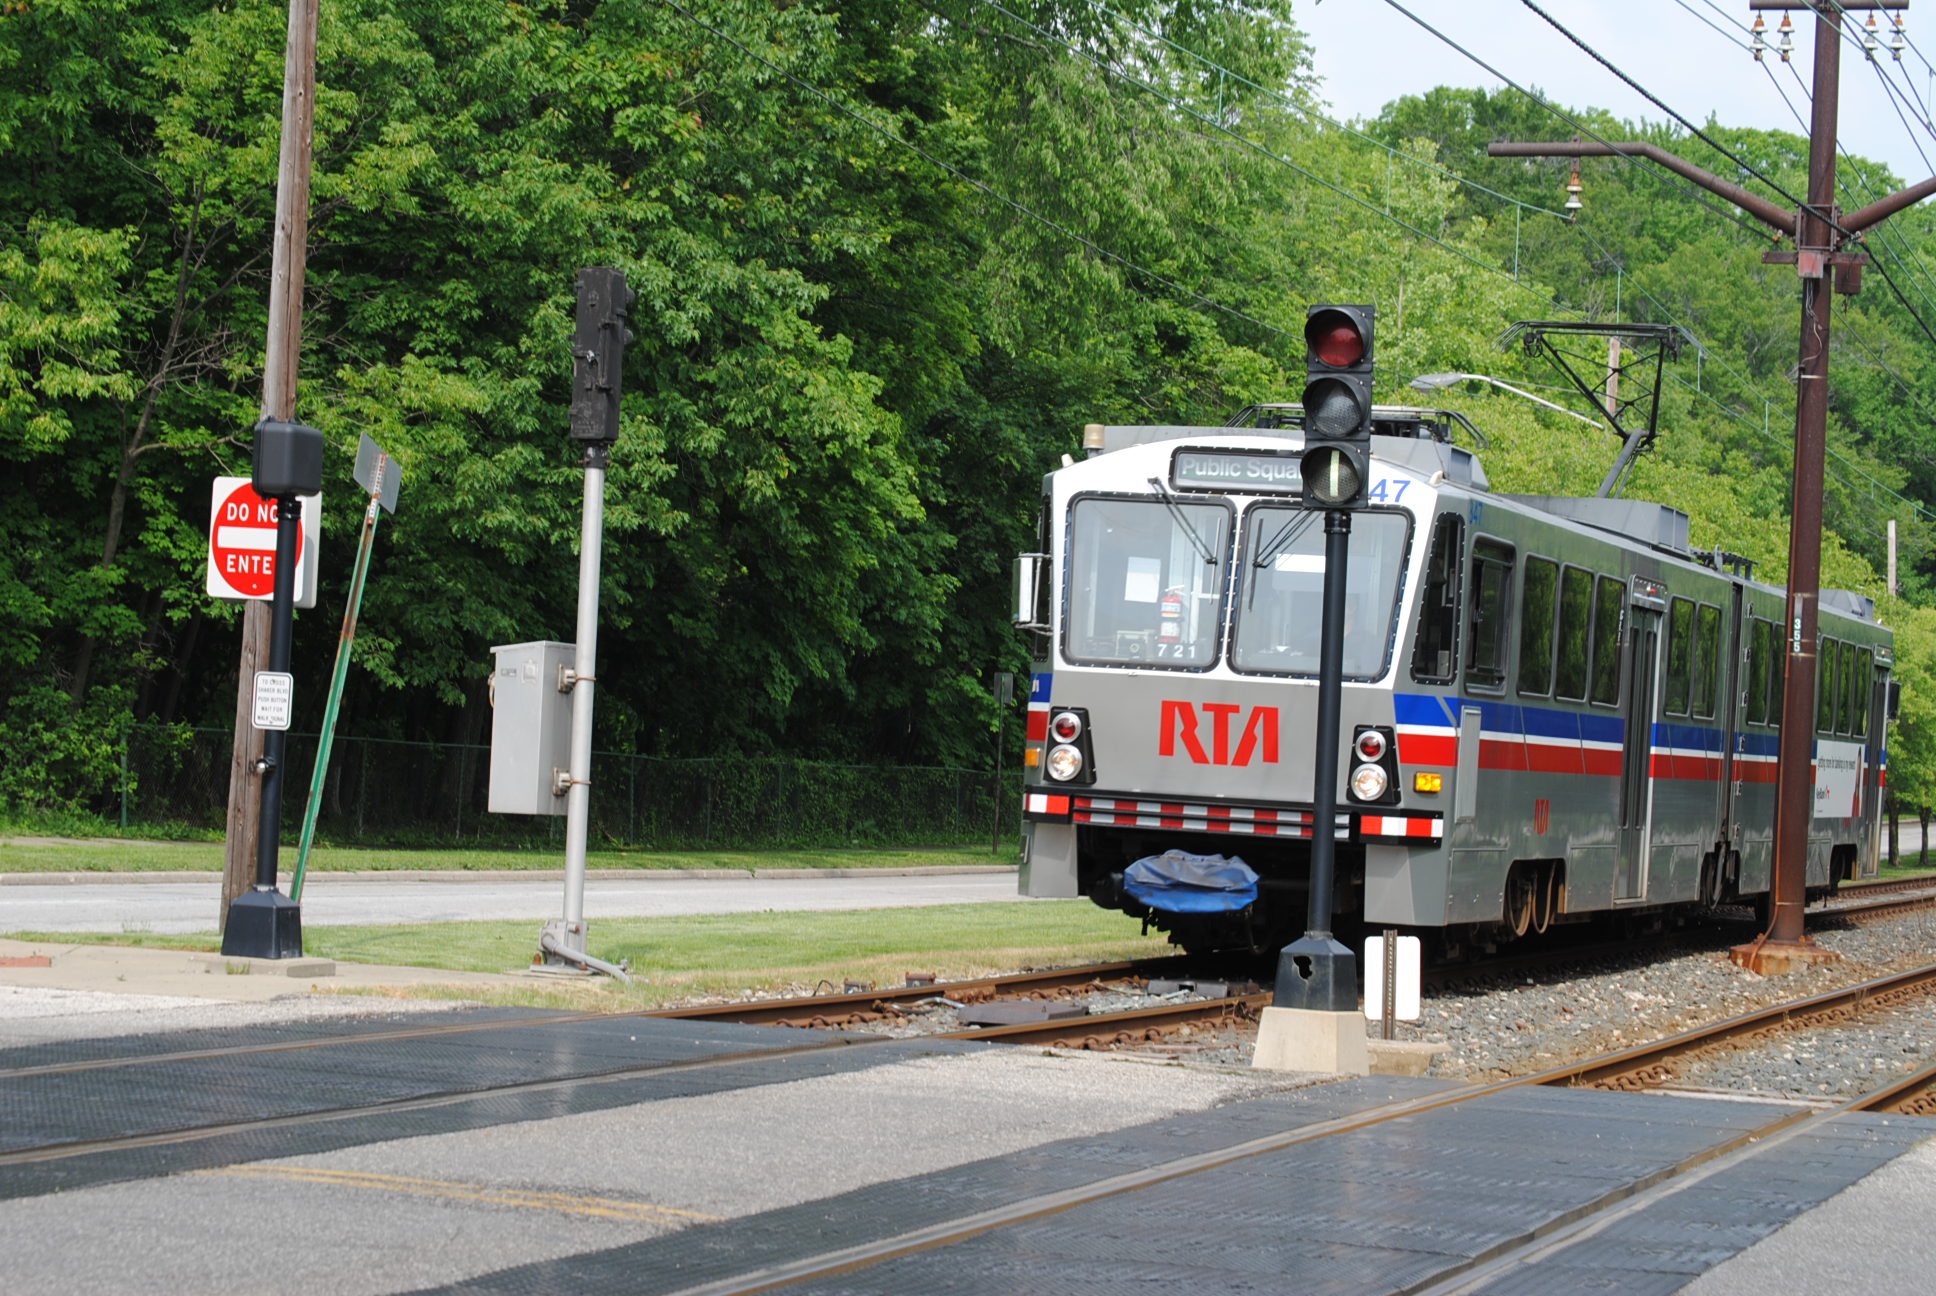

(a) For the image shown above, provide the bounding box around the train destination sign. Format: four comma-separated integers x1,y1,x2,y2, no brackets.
1171,448,1301,493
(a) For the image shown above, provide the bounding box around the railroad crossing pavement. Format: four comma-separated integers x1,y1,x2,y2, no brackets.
2,991,1932,1295
0,865,1022,934
1684,1135,1936,1295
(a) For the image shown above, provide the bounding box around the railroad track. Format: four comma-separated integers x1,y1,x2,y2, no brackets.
9,956,1933,1296
647,954,1197,1028
1815,881,1936,923
1535,959,1936,1116
11,942,1934,1179
646,988,1936,1296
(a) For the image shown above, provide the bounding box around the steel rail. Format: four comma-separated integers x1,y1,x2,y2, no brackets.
1814,886,1936,922
0,1032,882,1170
654,968,1936,1296
649,956,1192,1026
1537,960,1936,1091
0,958,1189,1082
654,1044,1865,1296
934,992,1268,1047
1415,1058,1936,1296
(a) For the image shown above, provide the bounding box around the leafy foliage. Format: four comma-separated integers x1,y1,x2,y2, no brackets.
5,1,1936,819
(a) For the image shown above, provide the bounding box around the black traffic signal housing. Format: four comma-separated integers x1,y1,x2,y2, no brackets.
252,418,324,498
1299,304,1375,508
569,266,636,447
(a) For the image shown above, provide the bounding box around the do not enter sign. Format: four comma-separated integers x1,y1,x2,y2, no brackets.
206,477,320,608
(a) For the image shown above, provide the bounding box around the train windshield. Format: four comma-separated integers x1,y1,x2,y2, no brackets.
1232,506,1412,678
1064,495,1232,667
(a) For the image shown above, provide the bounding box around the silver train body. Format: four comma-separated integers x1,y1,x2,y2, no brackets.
1014,411,1893,953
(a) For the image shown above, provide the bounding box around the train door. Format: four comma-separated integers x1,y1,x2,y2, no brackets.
1719,584,1745,842
1617,583,1666,901
1860,666,1891,878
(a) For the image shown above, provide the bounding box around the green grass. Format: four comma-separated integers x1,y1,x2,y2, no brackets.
0,839,1006,875
10,901,1171,1011
1875,856,1936,881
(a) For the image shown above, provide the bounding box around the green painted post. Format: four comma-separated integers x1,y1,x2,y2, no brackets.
292,436,398,901
292,497,379,901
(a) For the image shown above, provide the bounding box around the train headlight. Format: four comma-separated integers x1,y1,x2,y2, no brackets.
1349,762,1388,801
1046,744,1085,782
1049,711,1084,742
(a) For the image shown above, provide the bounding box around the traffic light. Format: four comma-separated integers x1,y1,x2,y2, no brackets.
569,266,636,446
1299,304,1375,508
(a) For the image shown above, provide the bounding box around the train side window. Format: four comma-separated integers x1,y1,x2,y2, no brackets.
1840,640,1859,735
1589,575,1624,706
1465,539,1515,693
1817,636,1838,733
1517,557,1558,697
1665,598,1693,715
1554,566,1592,701
1411,514,1464,684
1746,617,1772,727
1691,603,1721,720
1853,646,1872,737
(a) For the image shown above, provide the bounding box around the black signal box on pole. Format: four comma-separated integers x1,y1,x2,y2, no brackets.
1299,305,1375,508
569,267,635,448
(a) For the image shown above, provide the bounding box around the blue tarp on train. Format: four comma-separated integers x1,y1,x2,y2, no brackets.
1123,850,1258,913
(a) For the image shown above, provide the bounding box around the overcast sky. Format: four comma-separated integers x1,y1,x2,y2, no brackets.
1294,0,1936,190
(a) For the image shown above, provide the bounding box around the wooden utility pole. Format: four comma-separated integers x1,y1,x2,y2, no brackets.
220,0,319,927
1490,0,1932,974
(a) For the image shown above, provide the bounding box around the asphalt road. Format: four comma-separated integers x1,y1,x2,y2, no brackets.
0,869,1028,934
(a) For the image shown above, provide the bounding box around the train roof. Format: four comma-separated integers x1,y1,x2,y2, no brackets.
1069,408,1884,629
1082,410,1489,491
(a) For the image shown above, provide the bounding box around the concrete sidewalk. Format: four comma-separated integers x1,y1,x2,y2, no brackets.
0,934,537,1004
0,866,1024,933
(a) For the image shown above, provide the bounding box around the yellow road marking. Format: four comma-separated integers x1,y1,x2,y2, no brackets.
196,1166,720,1224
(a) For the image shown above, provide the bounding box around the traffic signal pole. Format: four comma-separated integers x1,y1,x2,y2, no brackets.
1490,1,1932,974
1255,305,1375,1074
535,268,635,981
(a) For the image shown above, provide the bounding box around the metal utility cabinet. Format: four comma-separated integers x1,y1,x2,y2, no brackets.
488,640,575,816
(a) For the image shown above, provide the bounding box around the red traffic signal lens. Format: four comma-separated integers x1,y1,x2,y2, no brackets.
1305,310,1366,367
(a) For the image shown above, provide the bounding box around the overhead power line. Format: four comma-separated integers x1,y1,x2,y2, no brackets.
1517,0,1808,210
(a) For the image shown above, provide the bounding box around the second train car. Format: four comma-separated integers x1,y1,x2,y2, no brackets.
1012,405,1892,957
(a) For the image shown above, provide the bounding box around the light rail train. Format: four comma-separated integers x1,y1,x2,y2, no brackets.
1012,405,1892,957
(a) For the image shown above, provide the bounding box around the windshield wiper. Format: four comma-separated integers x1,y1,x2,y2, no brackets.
1253,510,1320,569
1146,477,1218,564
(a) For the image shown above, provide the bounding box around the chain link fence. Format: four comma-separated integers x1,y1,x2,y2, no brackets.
115,725,1018,850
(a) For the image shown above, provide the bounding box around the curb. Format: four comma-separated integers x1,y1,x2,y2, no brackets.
0,865,1020,887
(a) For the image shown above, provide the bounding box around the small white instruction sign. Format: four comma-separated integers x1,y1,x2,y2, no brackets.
1364,934,1423,1022
252,671,295,731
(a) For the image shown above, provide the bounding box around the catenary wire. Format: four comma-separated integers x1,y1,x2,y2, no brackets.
671,0,1936,532
1516,0,1808,209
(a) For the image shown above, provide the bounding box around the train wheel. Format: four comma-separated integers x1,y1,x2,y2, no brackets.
1531,865,1557,935
1698,851,1719,909
1504,870,1535,938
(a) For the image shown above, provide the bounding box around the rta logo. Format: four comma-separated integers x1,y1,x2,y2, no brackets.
1159,701,1279,767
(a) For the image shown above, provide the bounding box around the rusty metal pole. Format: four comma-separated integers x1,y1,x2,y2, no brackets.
219,0,318,927
1735,3,1844,974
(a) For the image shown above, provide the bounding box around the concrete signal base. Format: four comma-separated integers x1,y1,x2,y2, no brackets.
1730,935,1843,976
1252,1006,1371,1075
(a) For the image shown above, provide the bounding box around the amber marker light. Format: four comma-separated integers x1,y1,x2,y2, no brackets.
1413,772,1443,793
